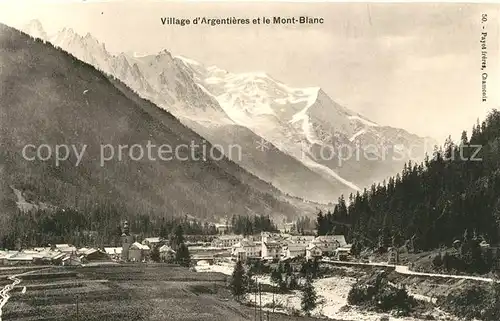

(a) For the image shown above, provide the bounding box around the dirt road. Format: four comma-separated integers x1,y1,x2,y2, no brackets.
0,273,21,321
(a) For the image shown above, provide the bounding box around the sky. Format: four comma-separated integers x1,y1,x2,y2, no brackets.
0,1,499,143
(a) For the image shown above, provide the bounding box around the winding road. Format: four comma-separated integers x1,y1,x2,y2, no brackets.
321,258,500,283
0,268,51,321
0,273,22,321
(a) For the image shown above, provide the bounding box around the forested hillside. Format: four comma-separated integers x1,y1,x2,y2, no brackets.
0,23,307,246
322,110,500,252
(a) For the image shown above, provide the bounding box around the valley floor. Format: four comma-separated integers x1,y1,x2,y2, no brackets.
0,264,323,321
194,261,471,321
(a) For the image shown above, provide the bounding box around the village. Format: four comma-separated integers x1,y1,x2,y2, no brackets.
0,220,354,267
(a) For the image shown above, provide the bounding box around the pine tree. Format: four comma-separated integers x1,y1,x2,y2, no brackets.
230,260,247,300
175,243,190,267
271,266,283,286
301,277,317,316
150,245,160,263
170,224,185,251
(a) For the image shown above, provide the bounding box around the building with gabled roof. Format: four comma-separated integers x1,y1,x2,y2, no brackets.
282,242,307,259
231,238,261,261
128,242,151,262
104,247,122,259
159,245,176,262
6,252,34,265
142,237,163,247
308,235,347,256
212,234,244,248
0,251,20,265
54,244,77,254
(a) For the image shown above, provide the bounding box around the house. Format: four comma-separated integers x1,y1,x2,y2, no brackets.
32,249,64,265
262,240,282,259
289,235,315,245
308,235,346,256
78,248,110,262
278,222,295,233
7,252,34,265
62,253,82,266
282,242,307,259
212,234,244,248
306,244,323,260
159,245,176,262
128,242,150,262
231,239,261,261
104,247,122,260
215,223,231,235
232,247,247,262
142,237,163,248
261,232,283,242
0,251,19,265
261,232,283,259
334,246,352,261
54,244,77,254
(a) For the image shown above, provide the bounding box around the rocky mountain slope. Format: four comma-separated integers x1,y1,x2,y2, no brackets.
0,24,313,231
20,20,437,203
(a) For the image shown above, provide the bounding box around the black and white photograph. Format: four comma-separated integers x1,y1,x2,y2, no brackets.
0,1,499,320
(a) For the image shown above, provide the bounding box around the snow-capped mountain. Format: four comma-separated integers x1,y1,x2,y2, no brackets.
20,20,437,202
174,56,437,190
23,19,46,41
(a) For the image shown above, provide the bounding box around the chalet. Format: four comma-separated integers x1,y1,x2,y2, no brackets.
306,244,323,260
159,245,176,262
142,237,163,248
0,251,19,265
334,246,352,261
104,247,122,260
62,253,82,266
128,242,150,262
78,248,110,262
32,250,65,265
54,244,77,254
308,235,347,256
282,242,307,259
7,252,34,265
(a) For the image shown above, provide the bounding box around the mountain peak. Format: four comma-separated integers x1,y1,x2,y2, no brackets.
158,49,173,58
0,22,304,221
26,19,43,29
61,27,76,35
175,55,201,66
22,19,47,40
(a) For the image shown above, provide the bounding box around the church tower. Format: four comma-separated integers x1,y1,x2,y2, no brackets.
121,220,134,261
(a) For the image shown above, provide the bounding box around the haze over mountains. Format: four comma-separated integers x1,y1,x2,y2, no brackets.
17,20,436,204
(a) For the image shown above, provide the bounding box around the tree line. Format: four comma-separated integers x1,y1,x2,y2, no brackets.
321,109,500,272
230,259,318,316
228,214,278,236
0,206,219,249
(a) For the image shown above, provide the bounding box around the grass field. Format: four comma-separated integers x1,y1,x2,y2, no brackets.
2,264,322,321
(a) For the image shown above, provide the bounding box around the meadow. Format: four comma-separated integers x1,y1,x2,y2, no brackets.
2,264,320,321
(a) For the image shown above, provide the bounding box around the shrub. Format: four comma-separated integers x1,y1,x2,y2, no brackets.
347,271,416,315
439,283,500,321
432,254,443,269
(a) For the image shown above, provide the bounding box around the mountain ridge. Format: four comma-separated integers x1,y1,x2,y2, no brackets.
0,23,324,238
18,19,437,203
